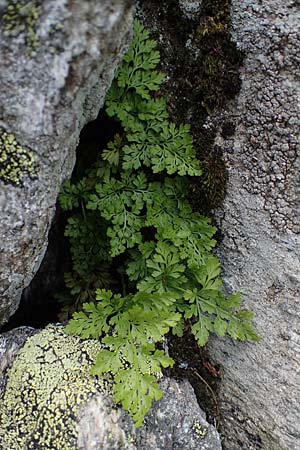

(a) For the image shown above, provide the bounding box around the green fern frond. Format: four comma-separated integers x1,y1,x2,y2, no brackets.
60,19,258,428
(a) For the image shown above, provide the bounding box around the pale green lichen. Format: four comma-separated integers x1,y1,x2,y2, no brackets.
3,0,40,56
0,325,111,450
0,129,36,186
192,421,208,439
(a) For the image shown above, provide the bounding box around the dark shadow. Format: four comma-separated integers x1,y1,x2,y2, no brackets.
2,110,118,331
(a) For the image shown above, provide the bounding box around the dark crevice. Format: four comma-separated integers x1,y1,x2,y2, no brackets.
3,110,118,331
2,207,67,331
166,330,222,428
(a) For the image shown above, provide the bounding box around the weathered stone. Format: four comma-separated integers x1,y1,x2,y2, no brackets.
0,0,134,326
0,325,112,449
0,324,222,450
78,378,222,450
178,0,202,20
0,325,36,395
126,378,222,450
208,1,300,449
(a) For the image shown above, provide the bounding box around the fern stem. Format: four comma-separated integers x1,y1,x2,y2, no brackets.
191,368,220,431
80,199,87,221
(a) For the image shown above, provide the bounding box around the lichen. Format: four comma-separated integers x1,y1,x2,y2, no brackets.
3,0,40,56
0,129,36,186
0,325,111,450
192,421,208,439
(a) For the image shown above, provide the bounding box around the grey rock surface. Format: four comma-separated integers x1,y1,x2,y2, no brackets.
178,0,202,20
0,324,222,450
0,325,36,395
208,1,300,449
79,378,222,450
0,0,134,326
127,378,222,450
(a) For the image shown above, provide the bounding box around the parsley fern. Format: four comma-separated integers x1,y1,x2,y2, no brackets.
59,19,258,428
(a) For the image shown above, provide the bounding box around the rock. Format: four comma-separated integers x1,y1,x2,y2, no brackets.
208,1,300,449
0,0,134,326
0,324,222,450
178,0,202,20
0,325,36,395
78,378,222,450
0,325,110,449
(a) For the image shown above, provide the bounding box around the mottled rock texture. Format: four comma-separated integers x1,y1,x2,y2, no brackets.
0,325,222,450
209,1,300,449
0,0,134,326
178,0,202,20
0,325,36,394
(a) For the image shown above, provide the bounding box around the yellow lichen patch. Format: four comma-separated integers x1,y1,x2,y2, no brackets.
192,421,208,439
0,325,111,450
0,130,36,186
3,0,40,56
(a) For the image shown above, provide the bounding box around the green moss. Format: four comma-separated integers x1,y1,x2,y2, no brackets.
193,0,243,113
3,0,40,56
0,129,36,186
0,325,111,449
139,0,242,213
185,0,242,212
188,146,228,213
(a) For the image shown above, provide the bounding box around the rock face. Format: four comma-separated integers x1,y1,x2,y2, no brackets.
208,1,300,449
0,325,222,450
0,325,36,394
0,0,134,326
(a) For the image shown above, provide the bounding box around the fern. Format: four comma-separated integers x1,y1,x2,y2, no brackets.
60,19,258,428
66,289,179,426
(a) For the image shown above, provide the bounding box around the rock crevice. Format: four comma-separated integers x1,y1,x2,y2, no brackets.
0,0,134,326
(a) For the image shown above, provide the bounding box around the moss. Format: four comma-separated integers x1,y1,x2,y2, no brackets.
0,129,36,186
0,325,111,450
139,0,243,213
3,0,40,56
189,146,228,213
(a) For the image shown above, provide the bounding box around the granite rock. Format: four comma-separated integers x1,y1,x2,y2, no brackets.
0,324,222,450
0,0,134,326
208,1,300,449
